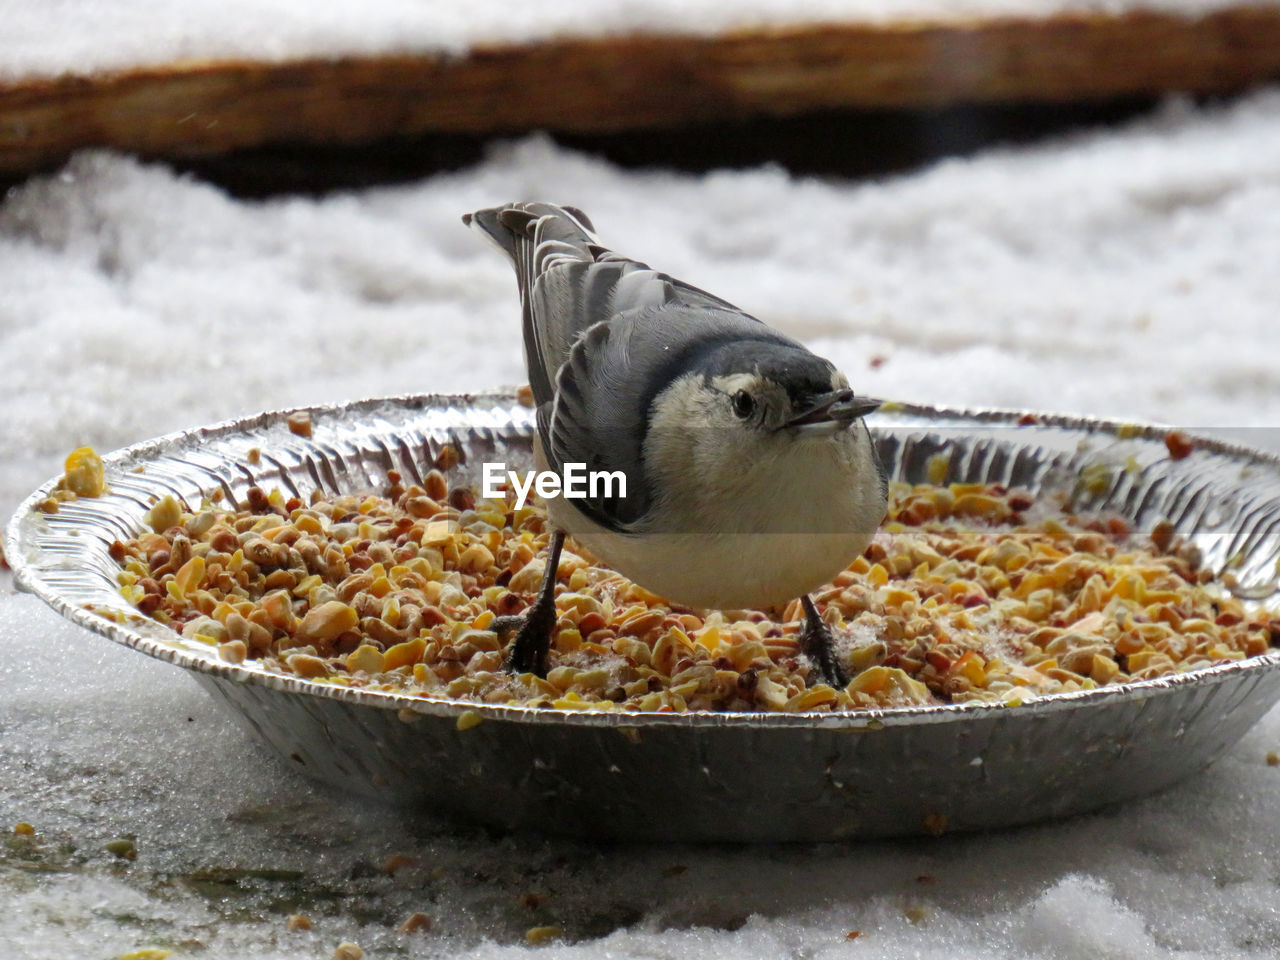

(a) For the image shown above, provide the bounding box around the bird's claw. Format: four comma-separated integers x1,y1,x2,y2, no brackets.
495,528,567,678
800,596,849,688
496,598,558,677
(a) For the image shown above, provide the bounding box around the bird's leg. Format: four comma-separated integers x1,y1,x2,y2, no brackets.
799,595,848,688
494,529,566,677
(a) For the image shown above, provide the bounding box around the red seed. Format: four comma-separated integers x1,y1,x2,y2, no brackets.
1008,492,1034,512
1107,517,1131,536
1165,430,1194,460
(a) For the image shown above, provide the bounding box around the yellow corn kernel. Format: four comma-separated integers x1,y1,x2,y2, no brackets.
1089,654,1120,684
458,543,495,574
883,587,916,608
951,494,1011,521
1126,649,1173,672
1024,588,1055,621
726,639,768,673
146,494,182,533
346,644,386,674
381,642,427,670
846,640,883,671
951,651,987,687
63,446,106,498
295,601,357,643
173,555,205,599
554,628,583,654
847,666,891,695
785,685,838,711
696,624,722,654
287,654,329,678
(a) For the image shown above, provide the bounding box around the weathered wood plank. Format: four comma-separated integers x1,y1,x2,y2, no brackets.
2,9,1279,176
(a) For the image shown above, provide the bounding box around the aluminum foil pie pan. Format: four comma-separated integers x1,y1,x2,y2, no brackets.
7,392,1280,842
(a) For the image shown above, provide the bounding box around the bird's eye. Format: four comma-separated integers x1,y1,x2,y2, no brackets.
731,390,756,420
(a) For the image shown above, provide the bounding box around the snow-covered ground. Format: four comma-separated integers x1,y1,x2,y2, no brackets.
0,0,1262,82
3,89,1280,957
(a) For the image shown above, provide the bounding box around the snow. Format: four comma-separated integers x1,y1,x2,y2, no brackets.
4,88,1280,957
0,0,1264,83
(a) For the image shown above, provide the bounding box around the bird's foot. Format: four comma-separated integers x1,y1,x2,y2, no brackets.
494,603,558,677
799,595,848,688
497,528,567,677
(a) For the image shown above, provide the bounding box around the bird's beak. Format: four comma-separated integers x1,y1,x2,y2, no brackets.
782,390,881,435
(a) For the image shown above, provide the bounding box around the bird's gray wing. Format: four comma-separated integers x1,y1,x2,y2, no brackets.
539,304,775,531
465,202,772,531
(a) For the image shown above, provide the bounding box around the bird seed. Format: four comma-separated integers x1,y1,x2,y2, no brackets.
108,471,1278,713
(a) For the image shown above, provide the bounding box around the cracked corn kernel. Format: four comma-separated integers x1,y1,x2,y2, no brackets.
333,943,363,960
146,494,182,534
296,602,358,643
218,640,248,664
287,654,330,679
346,644,385,674
286,914,313,931
172,555,205,598
383,637,426,670
63,446,105,498
287,411,313,437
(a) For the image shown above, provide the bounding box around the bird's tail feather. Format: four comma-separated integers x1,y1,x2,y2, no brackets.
463,202,599,284
464,203,609,403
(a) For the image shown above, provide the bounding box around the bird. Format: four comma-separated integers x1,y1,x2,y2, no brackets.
463,202,887,688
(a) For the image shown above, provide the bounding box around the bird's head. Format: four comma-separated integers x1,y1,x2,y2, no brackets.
675,338,880,439
639,337,883,532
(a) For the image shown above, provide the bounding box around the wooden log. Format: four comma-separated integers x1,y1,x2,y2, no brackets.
2,8,1279,177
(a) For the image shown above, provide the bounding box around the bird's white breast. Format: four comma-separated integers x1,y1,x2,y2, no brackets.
538,424,885,611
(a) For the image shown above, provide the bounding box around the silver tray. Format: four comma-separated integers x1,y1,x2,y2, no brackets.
7,393,1280,842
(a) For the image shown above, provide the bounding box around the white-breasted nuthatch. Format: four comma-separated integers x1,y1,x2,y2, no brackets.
464,202,887,686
